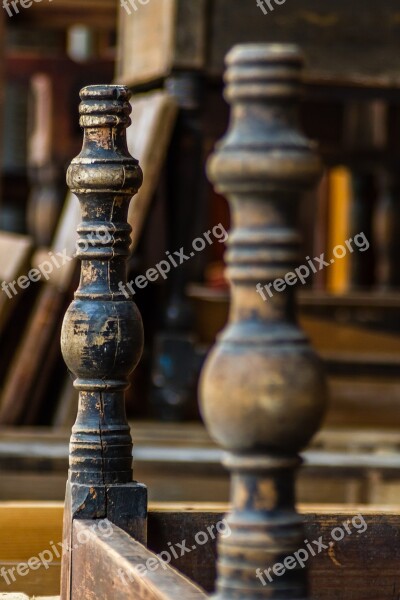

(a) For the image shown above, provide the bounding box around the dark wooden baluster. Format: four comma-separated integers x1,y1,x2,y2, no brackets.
60,85,147,600
201,45,328,600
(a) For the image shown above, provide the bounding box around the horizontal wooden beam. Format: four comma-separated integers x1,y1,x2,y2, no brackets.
1,502,400,599
71,520,207,600
2,434,400,475
147,505,400,598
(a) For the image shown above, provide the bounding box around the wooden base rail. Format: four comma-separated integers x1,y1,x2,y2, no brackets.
1,503,400,599
71,520,207,600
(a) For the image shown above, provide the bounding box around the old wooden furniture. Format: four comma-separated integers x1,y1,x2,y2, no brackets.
54,44,400,600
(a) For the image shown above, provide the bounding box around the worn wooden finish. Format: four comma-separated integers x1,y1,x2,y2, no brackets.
60,86,147,600
71,520,206,600
200,44,327,600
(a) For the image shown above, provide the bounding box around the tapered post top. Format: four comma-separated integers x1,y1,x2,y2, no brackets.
67,86,142,198
209,44,321,196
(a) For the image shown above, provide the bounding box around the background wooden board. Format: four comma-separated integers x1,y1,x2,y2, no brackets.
147,505,400,599
117,0,177,86
3,425,400,504
0,233,32,286
127,91,178,249
208,0,400,84
117,0,207,87
117,0,400,88
0,232,32,333
0,503,63,595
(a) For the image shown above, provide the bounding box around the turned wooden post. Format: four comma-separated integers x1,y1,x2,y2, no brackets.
201,45,327,599
60,85,147,600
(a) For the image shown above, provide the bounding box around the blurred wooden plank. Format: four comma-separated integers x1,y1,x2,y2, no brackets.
302,315,400,356
0,284,67,425
128,91,177,249
0,233,32,283
72,520,207,600
117,0,207,87
326,377,400,428
0,502,63,560
0,502,63,596
0,194,76,423
117,0,176,86
0,232,32,333
4,429,400,506
208,0,400,87
147,505,400,598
